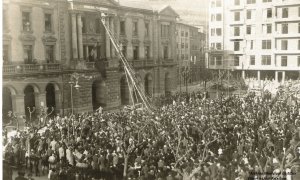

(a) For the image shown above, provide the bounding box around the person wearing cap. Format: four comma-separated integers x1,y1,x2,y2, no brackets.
15,169,27,180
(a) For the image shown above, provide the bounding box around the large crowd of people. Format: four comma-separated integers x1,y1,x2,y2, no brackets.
2,90,300,180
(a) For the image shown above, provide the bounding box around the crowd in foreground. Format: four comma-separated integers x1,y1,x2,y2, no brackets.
2,90,300,180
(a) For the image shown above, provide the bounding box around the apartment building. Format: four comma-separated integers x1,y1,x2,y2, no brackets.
208,0,300,82
2,0,179,121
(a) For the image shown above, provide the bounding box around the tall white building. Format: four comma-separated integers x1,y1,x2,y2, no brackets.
208,0,300,82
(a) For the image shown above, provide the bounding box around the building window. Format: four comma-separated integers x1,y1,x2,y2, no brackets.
122,46,127,57
263,0,272,2
133,21,138,36
298,40,300,50
246,25,251,35
145,22,149,37
216,14,222,21
235,0,240,6
185,43,188,49
262,40,271,50
247,0,256,4
44,13,52,32
250,40,254,50
282,23,288,34
211,29,215,36
281,56,287,66
234,12,240,21
234,56,240,66
120,20,125,35
267,24,272,34
261,55,271,65
250,55,255,65
298,56,300,66
161,24,170,37
145,46,150,59
95,18,101,34
216,0,222,7
299,7,300,17
267,8,272,18
22,11,31,32
45,45,55,63
181,31,184,36
82,17,86,33
234,26,240,36
181,43,184,48
281,40,288,50
163,46,168,59
210,57,215,66
133,46,139,60
24,45,33,64
216,28,222,36
216,56,222,66
247,10,252,19
234,41,240,51
3,10,8,32
298,23,300,33
185,32,188,37
282,8,288,18
216,43,222,50
211,15,215,22
181,54,184,60
3,45,9,64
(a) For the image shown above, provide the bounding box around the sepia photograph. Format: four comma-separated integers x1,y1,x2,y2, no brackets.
1,0,300,179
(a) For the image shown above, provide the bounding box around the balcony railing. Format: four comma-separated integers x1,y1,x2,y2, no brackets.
3,63,61,75
162,59,176,65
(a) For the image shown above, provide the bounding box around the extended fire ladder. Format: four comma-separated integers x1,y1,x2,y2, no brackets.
99,13,153,112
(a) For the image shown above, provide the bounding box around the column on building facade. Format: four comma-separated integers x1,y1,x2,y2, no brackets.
105,17,111,59
242,70,245,79
275,71,278,82
282,71,285,83
85,46,89,60
170,22,176,60
71,13,78,59
36,92,46,109
77,13,83,59
257,71,261,81
11,95,25,115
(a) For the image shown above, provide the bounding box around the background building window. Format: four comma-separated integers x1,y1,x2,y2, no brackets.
44,13,52,32
22,12,31,32
251,40,254,50
216,43,222,50
282,23,288,34
234,27,240,36
120,21,125,35
235,0,240,6
247,0,256,4
281,56,287,66
24,45,33,64
145,22,149,37
267,24,272,34
250,55,255,65
246,26,251,35
163,46,168,59
216,56,222,65
281,40,288,50
234,41,240,51
261,55,271,65
234,12,240,21
3,45,9,64
82,17,86,33
234,56,240,66
133,21,138,36
145,46,150,59
298,56,300,66
45,45,55,63
216,28,222,36
95,18,101,34
262,40,271,49
282,8,289,18
267,9,272,18
298,40,300,50
216,0,222,7
133,46,139,60
216,14,222,21
247,10,252,19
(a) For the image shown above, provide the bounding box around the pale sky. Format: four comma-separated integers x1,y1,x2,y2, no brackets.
120,0,208,26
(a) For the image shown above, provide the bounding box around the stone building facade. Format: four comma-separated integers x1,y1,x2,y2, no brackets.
2,0,178,121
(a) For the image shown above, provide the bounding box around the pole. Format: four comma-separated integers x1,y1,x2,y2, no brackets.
70,83,74,115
